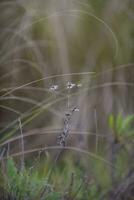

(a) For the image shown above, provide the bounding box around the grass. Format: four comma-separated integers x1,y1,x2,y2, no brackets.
0,0,134,199
0,71,134,199
0,113,133,199
0,155,109,199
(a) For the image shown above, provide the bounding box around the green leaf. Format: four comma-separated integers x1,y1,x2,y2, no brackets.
120,115,134,133
108,114,114,129
116,113,123,134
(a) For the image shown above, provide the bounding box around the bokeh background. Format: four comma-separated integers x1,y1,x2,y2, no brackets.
0,0,134,155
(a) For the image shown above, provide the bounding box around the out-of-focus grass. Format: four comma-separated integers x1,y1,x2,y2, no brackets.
0,113,133,200
0,114,133,198
0,155,107,199
0,147,132,200
0,0,134,199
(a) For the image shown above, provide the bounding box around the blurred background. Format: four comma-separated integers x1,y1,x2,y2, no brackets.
0,0,134,155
